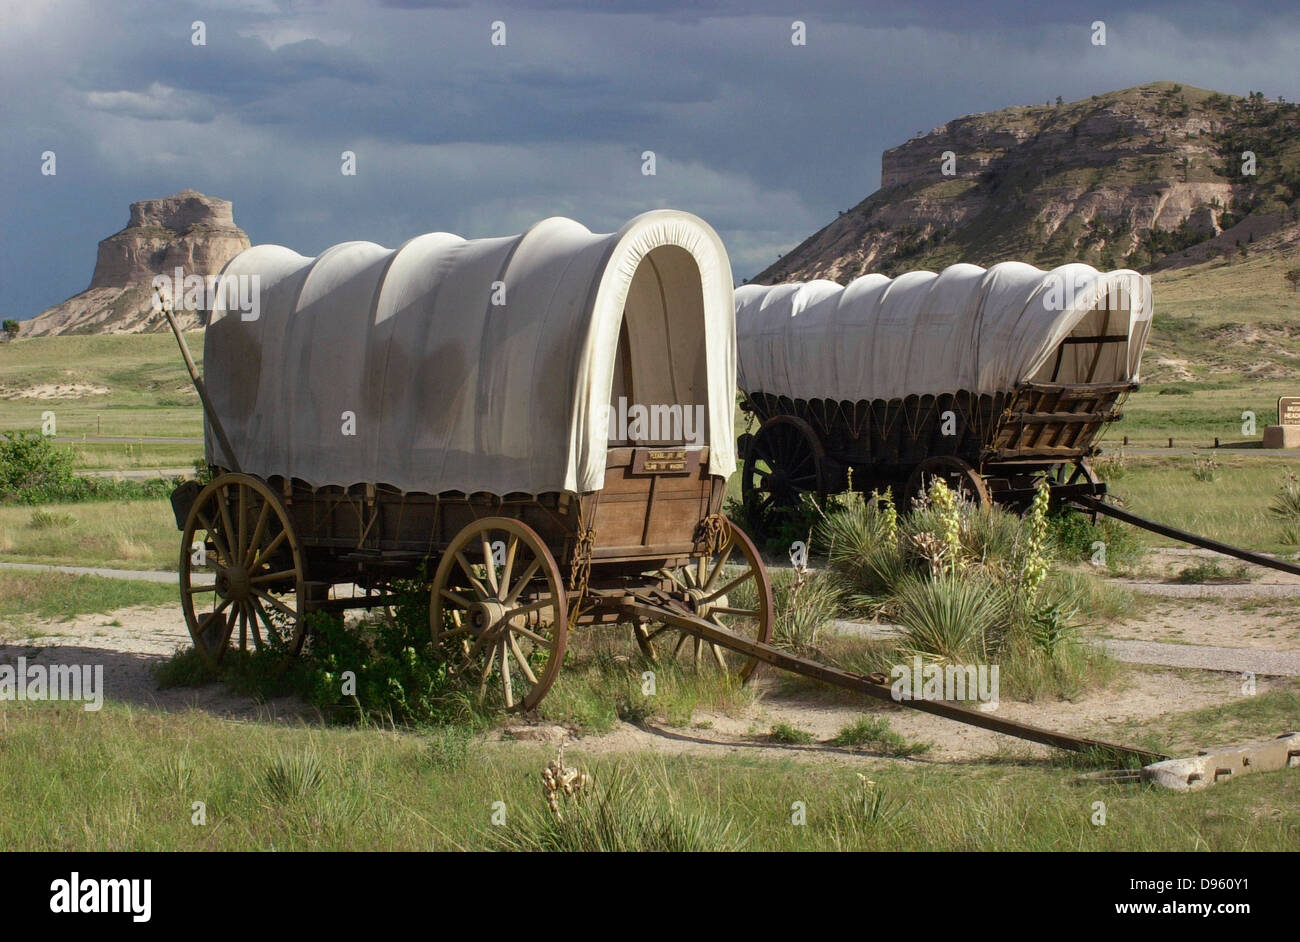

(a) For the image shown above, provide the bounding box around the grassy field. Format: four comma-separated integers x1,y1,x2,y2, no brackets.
1118,381,1297,447
0,332,204,441
0,499,178,570
0,570,176,632
1,682,1295,851
1103,453,1300,551
63,441,200,471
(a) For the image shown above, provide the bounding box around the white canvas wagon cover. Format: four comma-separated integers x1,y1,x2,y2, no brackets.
204,210,736,495
735,262,1152,403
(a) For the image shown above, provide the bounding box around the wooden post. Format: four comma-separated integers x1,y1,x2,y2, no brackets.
161,305,241,473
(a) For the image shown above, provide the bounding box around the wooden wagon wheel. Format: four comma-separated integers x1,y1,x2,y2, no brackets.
179,473,307,668
905,455,992,509
1053,458,1101,491
430,517,569,713
1053,459,1103,521
633,519,774,682
741,416,827,527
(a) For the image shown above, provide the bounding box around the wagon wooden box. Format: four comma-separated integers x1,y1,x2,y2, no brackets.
169,211,772,711
733,262,1152,515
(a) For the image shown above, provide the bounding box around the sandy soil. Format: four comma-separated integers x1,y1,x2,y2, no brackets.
0,604,311,723
0,382,109,400
2,588,1290,765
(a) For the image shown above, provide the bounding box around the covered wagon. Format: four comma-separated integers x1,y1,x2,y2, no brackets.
168,210,773,711
734,262,1152,515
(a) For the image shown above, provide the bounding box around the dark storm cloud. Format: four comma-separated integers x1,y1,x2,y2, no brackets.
2,0,1298,318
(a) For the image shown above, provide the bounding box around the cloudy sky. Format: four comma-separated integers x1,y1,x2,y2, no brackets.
3,0,1298,319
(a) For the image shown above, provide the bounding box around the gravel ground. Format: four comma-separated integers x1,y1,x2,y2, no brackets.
1100,640,1300,676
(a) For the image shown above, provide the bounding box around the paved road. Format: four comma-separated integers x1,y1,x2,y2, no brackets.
76,468,192,481
55,436,203,444
829,619,1300,675
0,561,175,583
1106,446,1300,457
1099,639,1300,677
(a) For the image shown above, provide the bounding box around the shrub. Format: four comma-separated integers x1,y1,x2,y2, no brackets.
0,431,75,496
892,573,1010,663
830,717,931,756
1269,472,1300,544
155,578,481,728
1190,453,1218,482
262,749,325,804
27,509,76,529
768,722,815,744
1047,510,1146,573
765,568,842,652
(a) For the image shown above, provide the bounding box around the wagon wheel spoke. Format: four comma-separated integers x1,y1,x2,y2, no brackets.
703,541,735,592
440,588,473,609
638,520,773,682
195,512,233,568
249,528,288,572
500,640,514,708
701,565,756,604
181,473,306,669
507,632,540,685
498,535,518,600
430,517,568,713
236,484,249,572
455,551,492,600
250,568,298,586
252,587,298,619
247,602,265,649
244,499,271,569
511,622,556,652
481,534,500,594
502,558,542,606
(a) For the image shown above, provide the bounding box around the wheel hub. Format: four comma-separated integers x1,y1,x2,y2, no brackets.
215,566,250,602
685,587,728,620
469,599,508,637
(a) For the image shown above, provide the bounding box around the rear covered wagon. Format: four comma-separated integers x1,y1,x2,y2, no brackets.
168,210,773,711
734,262,1152,516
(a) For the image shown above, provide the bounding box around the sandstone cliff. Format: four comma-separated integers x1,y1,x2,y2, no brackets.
757,83,1300,284
22,189,250,336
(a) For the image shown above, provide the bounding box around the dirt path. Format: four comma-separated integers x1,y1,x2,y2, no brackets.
2,597,1291,765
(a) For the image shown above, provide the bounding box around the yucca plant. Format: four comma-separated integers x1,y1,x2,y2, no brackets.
817,492,908,599
892,572,1009,663
769,568,843,652
262,749,325,804
489,765,742,852
1269,472,1300,543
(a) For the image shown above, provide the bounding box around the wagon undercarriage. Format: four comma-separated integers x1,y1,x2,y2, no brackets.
172,449,776,713
739,379,1133,522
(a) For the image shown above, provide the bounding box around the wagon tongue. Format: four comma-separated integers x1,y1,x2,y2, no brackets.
619,593,1166,766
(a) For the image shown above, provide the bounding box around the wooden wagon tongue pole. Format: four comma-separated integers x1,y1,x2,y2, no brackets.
619,597,1168,765
159,300,242,473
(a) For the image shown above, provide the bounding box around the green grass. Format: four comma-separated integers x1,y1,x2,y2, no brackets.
768,722,815,744
1,691,1295,851
0,498,178,570
62,441,201,471
1104,454,1300,551
829,716,932,756
535,629,757,733
0,332,205,442
0,570,176,629
1118,380,1298,448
